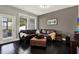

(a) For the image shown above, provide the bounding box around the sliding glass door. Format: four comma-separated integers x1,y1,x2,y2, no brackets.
0,14,16,43
2,17,12,38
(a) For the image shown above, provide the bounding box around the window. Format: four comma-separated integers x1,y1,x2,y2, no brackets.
19,18,27,31
19,13,37,31
29,16,37,30
29,18,35,29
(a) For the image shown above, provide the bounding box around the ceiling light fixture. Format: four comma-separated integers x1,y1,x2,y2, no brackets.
40,5,51,8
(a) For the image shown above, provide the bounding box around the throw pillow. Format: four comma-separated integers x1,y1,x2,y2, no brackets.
49,32,56,40
20,32,28,38
42,29,46,34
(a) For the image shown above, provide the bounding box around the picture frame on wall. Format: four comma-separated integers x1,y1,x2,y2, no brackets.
47,19,57,25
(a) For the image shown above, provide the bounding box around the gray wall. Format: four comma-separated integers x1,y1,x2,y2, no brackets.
78,6,79,17
38,6,78,36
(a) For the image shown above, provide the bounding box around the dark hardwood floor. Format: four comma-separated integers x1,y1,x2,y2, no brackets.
0,40,70,54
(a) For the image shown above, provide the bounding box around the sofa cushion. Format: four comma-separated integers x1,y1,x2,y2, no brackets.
26,30,36,34
56,34,62,41
47,30,50,34
20,30,36,34
41,29,47,34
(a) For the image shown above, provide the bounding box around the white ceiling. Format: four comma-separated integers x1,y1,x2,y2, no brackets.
11,5,74,15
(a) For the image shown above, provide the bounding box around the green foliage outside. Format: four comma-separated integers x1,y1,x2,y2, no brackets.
20,18,27,26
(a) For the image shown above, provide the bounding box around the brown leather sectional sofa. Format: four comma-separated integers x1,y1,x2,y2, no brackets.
19,29,70,47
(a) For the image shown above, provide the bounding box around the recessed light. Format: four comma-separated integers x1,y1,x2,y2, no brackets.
40,5,51,8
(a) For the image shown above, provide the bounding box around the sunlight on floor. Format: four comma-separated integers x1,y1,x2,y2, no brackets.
1,43,15,54
18,47,30,54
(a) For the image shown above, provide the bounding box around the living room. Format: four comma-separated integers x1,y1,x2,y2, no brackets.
0,5,79,54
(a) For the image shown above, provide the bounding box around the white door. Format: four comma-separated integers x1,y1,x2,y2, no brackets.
0,14,16,44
